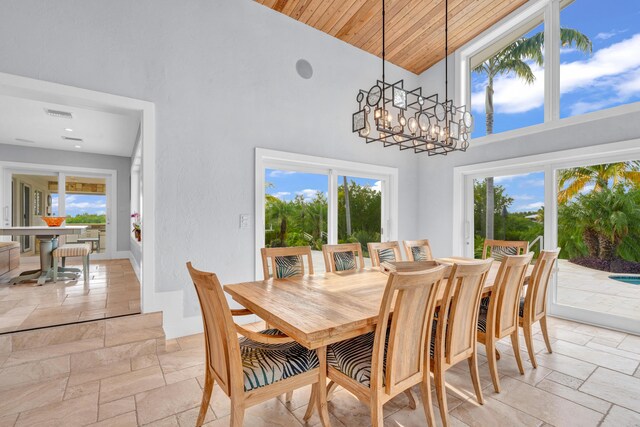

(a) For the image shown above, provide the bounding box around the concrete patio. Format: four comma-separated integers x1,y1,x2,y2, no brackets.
557,259,640,320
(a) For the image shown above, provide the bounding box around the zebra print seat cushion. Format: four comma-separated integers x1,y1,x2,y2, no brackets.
377,248,396,263
327,330,390,388
410,246,429,261
274,255,303,278
333,251,356,271
489,246,518,261
240,329,319,392
477,305,489,333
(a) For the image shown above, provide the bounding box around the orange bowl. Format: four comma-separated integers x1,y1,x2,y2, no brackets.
42,216,65,227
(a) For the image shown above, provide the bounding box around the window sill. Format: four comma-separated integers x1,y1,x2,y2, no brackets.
468,102,640,149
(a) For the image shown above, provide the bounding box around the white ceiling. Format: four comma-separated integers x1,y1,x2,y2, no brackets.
0,94,140,157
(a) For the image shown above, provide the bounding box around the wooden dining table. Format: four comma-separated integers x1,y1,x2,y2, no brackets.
224,257,534,350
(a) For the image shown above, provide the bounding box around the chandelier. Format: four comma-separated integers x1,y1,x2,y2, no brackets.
352,0,473,155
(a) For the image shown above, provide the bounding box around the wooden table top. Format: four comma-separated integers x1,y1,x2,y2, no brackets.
225,261,531,350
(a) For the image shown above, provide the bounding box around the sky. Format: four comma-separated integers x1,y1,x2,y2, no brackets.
471,0,640,137
265,169,380,203
51,194,107,217
477,172,546,213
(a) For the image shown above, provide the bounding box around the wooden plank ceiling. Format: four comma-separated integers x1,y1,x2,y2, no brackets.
256,0,529,74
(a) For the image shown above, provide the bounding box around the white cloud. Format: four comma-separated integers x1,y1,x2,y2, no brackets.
579,184,595,194
595,29,627,40
268,170,296,178
494,173,534,184
370,180,382,193
524,179,545,187
472,33,640,115
296,189,319,202
512,194,535,201
515,201,544,211
271,191,291,199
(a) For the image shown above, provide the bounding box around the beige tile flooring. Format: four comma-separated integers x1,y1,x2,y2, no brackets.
557,260,640,320
2,316,640,426
0,258,140,333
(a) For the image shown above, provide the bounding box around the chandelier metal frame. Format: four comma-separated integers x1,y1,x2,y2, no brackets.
352,0,473,155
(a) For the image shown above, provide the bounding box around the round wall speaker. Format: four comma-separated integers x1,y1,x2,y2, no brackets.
296,59,313,79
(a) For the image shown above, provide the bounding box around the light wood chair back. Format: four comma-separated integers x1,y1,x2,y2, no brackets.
482,239,528,262
373,266,447,395
487,253,534,339
524,249,560,322
438,259,494,366
403,239,433,261
260,246,314,279
322,243,365,272
186,262,241,397
367,241,402,267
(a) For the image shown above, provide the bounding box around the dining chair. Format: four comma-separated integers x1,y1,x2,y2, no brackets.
322,243,365,272
403,239,433,261
186,262,330,427
431,259,493,427
519,248,561,368
482,239,529,262
260,246,314,279
477,252,534,393
307,266,447,426
367,241,402,267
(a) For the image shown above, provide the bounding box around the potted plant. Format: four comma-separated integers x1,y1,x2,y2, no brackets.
131,212,141,242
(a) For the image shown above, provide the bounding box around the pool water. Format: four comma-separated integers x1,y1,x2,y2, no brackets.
609,276,640,285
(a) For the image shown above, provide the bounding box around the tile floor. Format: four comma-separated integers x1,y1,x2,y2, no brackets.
557,260,640,321
0,259,140,333
1,315,640,426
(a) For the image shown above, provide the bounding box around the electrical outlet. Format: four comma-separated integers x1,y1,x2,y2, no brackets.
239,214,250,229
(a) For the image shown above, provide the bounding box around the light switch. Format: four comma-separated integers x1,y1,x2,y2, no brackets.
239,214,250,229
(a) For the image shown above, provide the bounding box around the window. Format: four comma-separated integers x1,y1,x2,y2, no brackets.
460,0,640,140
256,149,397,277
471,19,544,137
560,0,640,118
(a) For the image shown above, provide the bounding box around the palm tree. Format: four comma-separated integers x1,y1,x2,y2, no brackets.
558,161,640,203
474,28,591,239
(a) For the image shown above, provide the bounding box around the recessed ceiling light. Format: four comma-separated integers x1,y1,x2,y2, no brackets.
74,145,82,149
64,128,73,132
44,108,73,119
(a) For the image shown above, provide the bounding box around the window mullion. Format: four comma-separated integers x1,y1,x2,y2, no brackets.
544,0,561,122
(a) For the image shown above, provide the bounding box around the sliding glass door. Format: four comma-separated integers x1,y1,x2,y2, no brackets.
257,150,396,278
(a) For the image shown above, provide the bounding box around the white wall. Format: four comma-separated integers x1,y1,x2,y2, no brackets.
0,144,132,253
416,57,640,256
0,0,421,337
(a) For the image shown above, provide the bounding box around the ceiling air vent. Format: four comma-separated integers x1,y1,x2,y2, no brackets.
45,108,73,119
61,136,83,142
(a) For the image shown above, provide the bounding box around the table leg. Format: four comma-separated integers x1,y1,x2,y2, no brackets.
315,346,331,427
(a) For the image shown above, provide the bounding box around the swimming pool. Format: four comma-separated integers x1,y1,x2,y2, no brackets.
609,276,640,285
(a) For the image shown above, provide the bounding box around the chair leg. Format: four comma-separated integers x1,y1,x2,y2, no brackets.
485,339,501,393
284,391,293,403
468,351,484,405
495,348,501,360
303,384,318,421
61,257,66,268
405,389,417,410
370,396,384,427
522,323,538,368
53,256,59,282
83,255,89,282
315,347,331,427
510,331,525,375
326,380,338,401
419,371,436,426
540,316,553,353
434,365,449,427
196,372,214,427
230,398,245,427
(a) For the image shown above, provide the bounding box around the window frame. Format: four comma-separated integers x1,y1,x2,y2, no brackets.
456,0,640,146
255,148,399,279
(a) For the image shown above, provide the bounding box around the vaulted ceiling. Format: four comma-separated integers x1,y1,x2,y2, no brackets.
256,0,529,74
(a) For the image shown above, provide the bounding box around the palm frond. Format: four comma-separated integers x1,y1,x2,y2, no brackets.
558,175,592,204
560,27,593,54
495,58,536,84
